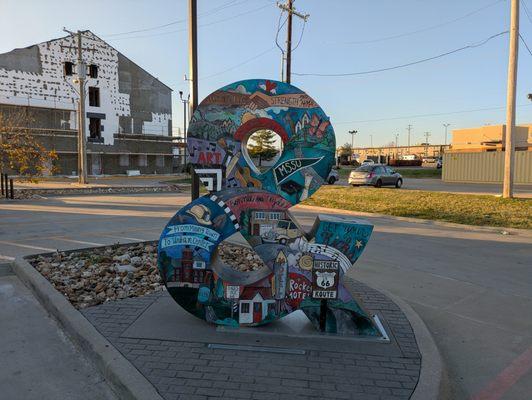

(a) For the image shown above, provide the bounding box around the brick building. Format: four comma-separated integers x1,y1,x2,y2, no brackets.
0,31,174,175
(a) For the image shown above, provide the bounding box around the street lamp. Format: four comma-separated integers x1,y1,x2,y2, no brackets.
179,91,190,167
348,130,357,161
443,123,450,146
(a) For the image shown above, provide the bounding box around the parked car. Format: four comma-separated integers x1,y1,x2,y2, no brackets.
361,159,375,165
348,164,403,188
327,167,339,184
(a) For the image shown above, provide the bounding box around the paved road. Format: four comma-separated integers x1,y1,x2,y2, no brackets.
336,178,532,198
1,193,531,399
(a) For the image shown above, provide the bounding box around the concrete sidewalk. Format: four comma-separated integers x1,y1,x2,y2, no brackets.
0,271,117,400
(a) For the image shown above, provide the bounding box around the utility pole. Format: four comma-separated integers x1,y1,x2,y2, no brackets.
278,0,309,83
188,0,200,200
406,124,412,153
63,29,89,184
503,0,519,198
395,133,399,147
443,123,450,146
179,91,190,168
424,132,431,157
76,31,88,184
370,134,373,148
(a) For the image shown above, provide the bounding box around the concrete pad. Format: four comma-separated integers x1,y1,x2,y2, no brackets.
121,291,401,356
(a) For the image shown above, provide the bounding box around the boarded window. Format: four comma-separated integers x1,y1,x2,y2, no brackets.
89,118,101,140
64,62,74,76
138,154,147,167
119,154,129,167
88,87,100,107
88,64,98,78
156,155,165,167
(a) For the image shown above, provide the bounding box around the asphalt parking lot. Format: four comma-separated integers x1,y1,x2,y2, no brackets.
0,193,531,398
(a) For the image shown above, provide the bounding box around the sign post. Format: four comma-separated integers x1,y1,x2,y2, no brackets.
312,260,340,332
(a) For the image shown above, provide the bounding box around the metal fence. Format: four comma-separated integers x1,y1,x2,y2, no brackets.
442,151,532,184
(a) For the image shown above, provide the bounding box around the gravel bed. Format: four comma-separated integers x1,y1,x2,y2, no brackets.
9,185,181,200
29,242,162,309
28,241,255,309
218,242,266,272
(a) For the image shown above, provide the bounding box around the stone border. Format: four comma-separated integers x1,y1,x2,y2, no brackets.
10,185,182,200
12,256,164,400
12,249,446,400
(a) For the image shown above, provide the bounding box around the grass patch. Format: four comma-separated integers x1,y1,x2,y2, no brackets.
397,168,441,178
302,186,532,229
337,167,441,179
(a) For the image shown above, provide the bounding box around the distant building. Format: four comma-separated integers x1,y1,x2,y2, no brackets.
0,31,174,175
348,144,449,164
450,124,532,152
443,124,532,184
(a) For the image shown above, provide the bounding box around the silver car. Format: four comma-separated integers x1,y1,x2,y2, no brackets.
348,164,403,188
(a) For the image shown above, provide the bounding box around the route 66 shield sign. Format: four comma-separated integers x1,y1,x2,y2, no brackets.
312,260,339,299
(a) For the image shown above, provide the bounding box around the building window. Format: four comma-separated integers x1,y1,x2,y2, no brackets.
119,154,129,167
240,303,249,313
269,212,282,220
156,155,165,168
88,87,100,107
138,154,147,167
88,64,98,78
254,211,265,220
64,62,74,76
88,118,101,141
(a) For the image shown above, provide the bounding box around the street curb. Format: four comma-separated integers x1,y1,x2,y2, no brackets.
366,283,448,400
295,204,531,236
11,256,164,400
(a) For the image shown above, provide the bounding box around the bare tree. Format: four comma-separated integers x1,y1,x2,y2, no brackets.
0,107,58,180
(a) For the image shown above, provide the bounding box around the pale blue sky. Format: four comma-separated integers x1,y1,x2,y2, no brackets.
1,0,531,147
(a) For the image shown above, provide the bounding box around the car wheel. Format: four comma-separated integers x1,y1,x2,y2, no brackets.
395,178,403,188
328,176,336,184
374,179,382,188
351,184,359,187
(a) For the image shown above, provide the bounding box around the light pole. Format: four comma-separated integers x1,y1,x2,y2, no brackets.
348,130,357,161
370,134,373,148
179,91,190,169
443,123,450,146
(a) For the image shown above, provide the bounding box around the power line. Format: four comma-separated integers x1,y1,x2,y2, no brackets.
334,0,506,45
106,3,273,41
334,103,532,125
522,0,532,24
293,31,508,77
102,0,246,37
519,33,532,56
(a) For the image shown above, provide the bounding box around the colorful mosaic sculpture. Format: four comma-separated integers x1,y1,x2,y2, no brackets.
158,79,378,334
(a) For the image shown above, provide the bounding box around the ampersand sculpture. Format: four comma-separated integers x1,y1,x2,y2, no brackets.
158,79,378,334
